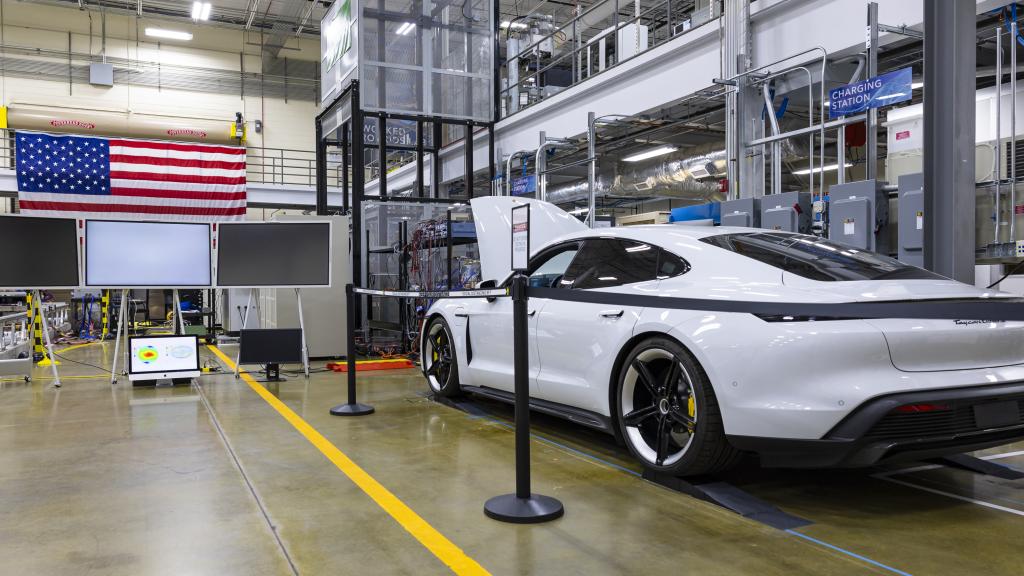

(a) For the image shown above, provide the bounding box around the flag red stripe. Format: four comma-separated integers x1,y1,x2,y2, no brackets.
109,139,245,155
18,200,246,216
111,187,248,201
109,154,246,171
108,171,246,185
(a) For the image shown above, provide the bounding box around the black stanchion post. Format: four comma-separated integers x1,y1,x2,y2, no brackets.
483,273,564,523
331,283,374,416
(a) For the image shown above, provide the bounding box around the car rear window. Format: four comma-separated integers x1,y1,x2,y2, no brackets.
700,232,945,281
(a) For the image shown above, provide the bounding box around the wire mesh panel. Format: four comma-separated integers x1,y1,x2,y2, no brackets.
357,0,493,121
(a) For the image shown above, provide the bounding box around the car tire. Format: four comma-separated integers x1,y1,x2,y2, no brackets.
615,336,741,476
422,316,461,398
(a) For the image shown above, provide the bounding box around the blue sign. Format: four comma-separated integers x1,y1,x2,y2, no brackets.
511,175,536,196
829,67,912,118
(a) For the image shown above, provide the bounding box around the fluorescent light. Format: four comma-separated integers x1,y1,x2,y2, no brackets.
569,207,590,215
191,1,211,21
500,21,528,29
876,92,907,100
396,22,415,35
145,27,193,41
912,81,923,90
791,162,853,175
622,146,677,163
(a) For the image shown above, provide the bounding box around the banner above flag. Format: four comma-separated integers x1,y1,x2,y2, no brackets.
15,131,246,221
829,67,913,118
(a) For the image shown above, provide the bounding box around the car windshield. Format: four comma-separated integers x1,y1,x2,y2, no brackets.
700,232,945,282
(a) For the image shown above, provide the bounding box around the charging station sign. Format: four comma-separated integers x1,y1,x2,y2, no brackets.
829,67,912,118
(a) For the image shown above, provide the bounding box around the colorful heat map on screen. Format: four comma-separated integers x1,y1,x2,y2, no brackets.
137,346,159,364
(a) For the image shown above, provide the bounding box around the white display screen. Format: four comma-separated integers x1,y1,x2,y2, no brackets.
85,220,211,287
129,335,200,375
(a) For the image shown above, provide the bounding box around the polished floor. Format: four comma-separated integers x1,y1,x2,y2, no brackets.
2,341,1023,575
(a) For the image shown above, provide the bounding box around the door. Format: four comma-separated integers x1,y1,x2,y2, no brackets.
534,239,684,415
466,242,582,393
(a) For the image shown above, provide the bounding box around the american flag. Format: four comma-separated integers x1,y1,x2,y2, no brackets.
15,131,246,221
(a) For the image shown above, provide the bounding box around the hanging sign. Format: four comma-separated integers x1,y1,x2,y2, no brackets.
829,67,912,118
510,175,536,196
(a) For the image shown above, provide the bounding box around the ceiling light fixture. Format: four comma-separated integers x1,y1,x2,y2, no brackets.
791,162,854,175
145,28,194,41
500,20,528,30
396,21,416,35
912,81,924,90
622,145,677,163
192,2,212,21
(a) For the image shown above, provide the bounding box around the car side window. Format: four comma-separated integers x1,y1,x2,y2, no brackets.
561,239,662,289
657,249,690,279
526,244,580,288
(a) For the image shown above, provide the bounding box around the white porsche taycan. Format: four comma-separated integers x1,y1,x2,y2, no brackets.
421,197,1024,476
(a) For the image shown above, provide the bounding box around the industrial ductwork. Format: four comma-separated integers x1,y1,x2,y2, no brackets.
545,146,727,205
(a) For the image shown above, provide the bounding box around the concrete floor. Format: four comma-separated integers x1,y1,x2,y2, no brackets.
2,341,1024,575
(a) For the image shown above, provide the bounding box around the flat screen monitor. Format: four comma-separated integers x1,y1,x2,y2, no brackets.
217,222,331,287
85,220,212,287
128,335,201,381
239,329,304,365
0,215,80,289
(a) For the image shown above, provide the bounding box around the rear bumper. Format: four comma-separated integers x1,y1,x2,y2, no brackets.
727,381,1024,468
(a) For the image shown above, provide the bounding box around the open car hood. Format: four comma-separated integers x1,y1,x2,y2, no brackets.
471,197,587,283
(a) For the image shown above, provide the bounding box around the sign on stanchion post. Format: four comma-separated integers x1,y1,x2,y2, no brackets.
484,203,564,523
330,283,375,416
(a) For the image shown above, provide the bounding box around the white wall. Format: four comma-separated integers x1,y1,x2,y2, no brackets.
0,0,319,153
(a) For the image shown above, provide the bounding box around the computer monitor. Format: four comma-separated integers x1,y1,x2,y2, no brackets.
0,215,80,289
216,222,331,287
239,328,303,381
128,335,201,382
85,220,212,287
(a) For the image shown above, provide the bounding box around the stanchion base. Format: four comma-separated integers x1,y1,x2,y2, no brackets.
484,493,564,524
330,402,375,416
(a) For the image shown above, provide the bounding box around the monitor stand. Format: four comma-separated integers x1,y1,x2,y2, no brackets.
260,363,287,383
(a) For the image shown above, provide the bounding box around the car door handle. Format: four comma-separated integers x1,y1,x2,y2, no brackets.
599,309,624,318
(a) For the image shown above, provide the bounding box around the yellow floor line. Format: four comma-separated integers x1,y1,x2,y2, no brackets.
205,345,491,576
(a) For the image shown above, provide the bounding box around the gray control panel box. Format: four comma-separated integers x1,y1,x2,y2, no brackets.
897,172,924,267
760,191,810,233
829,179,881,251
720,198,760,228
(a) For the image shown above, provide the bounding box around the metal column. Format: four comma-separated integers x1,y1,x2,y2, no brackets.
866,2,879,181
923,0,975,283
723,0,756,198
315,117,328,215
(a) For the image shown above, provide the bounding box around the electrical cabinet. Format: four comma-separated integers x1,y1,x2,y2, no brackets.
829,180,883,251
898,173,925,267
760,192,810,233
720,198,760,228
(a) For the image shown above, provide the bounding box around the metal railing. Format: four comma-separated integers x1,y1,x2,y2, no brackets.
500,0,722,117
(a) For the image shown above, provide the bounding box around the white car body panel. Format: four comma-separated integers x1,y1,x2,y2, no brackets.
424,198,1024,461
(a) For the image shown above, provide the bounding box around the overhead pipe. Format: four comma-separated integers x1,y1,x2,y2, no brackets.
504,149,534,196
762,81,782,196
545,146,727,205
996,26,1003,244
535,131,573,201
1014,20,1019,242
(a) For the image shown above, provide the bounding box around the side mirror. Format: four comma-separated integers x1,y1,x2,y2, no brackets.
479,279,498,302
